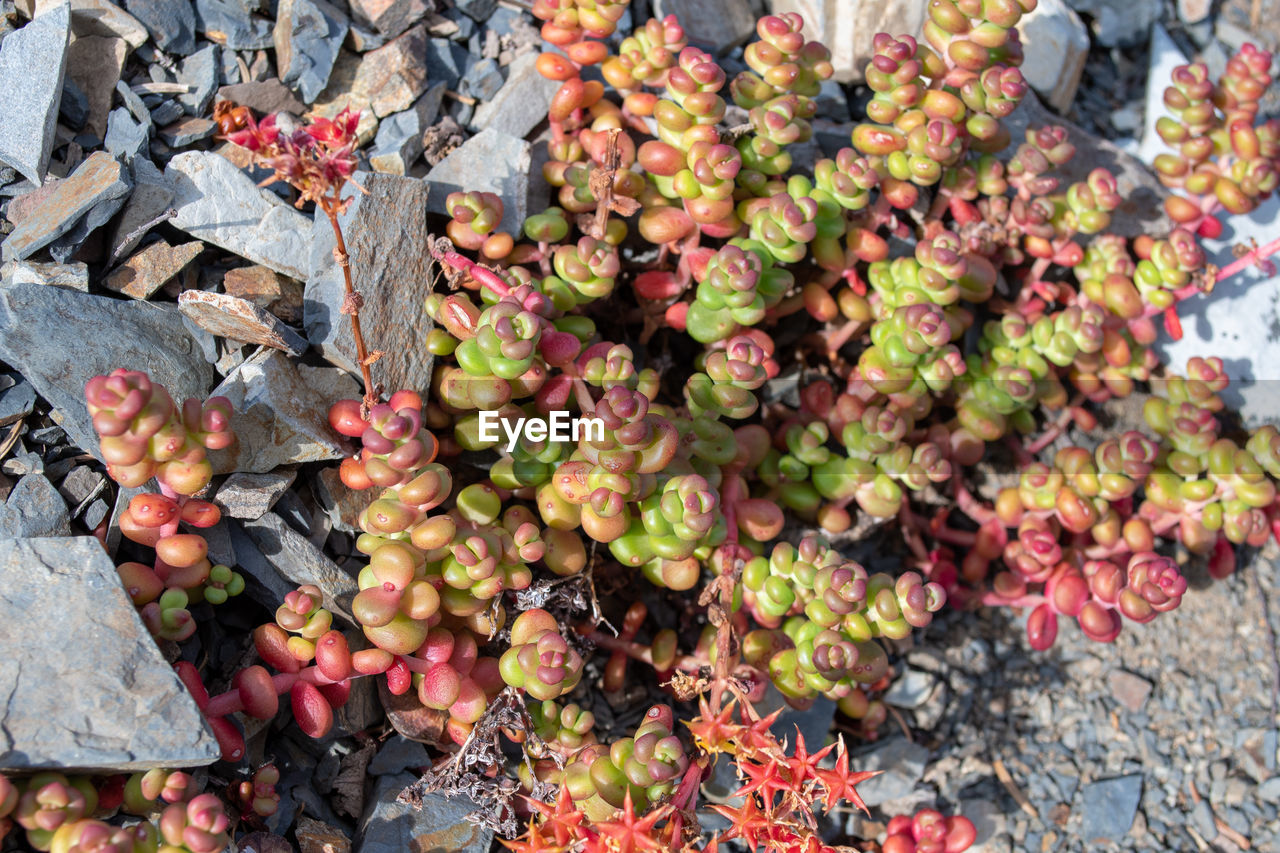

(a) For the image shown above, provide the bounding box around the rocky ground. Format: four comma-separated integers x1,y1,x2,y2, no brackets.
1,1,1280,852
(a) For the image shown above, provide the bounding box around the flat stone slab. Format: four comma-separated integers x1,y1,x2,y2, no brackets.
426,127,529,238
166,151,313,280
2,151,133,262
207,348,349,474
306,171,434,395
178,290,308,354
105,239,204,300
0,537,222,771
0,281,215,462
0,2,70,184
238,511,357,620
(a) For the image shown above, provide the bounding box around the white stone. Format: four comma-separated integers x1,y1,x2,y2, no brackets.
1017,0,1090,113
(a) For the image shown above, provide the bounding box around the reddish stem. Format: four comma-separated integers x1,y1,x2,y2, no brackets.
325,208,378,413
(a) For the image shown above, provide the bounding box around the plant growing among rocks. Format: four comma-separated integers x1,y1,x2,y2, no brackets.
56,0,1280,851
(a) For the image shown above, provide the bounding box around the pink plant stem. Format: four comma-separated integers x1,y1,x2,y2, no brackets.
1215,234,1280,282
582,629,705,673
953,474,998,525
664,759,707,852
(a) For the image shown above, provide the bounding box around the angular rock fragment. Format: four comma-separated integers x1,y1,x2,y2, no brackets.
0,537,222,771
237,511,358,619
107,157,172,259
349,0,430,38
222,264,304,324
0,472,71,537
352,23,430,117
215,469,297,520
207,348,348,474
1001,92,1172,239
167,150,312,279
105,106,150,161
177,43,220,115
216,79,306,116
306,171,434,393
160,116,217,147
104,239,204,299
124,0,198,55
274,0,349,105
0,259,89,291
194,0,274,50
178,290,309,354
368,84,444,175
426,127,529,236
0,1,70,184
1018,0,1090,113
471,52,558,139
0,282,214,461
654,0,754,54
2,151,133,263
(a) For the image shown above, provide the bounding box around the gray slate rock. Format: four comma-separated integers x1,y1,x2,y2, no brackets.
424,36,470,89
305,171,434,394
0,282,214,461
274,0,348,105
105,106,150,161
884,668,939,710
216,78,306,115
160,116,216,147
0,2,70,185
207,348,349,474
848,736,930,807
453,0,496,22
0,379,37,426
177,43,219,115
194,0,273,49
368,735,430,776
426,127,529,237
214,469,297,519
0,259,89,291
358,774,492,853
653,0,754,54
2,151,132,262
125,0,197,54
462,57,504,102
166,150,313,279
107,157,172,260
0,473,71,538
368,84,444,175
60,78,91,131
1080,775,1142,842
470,52,557,139
238,511,357,620
0,537,222,771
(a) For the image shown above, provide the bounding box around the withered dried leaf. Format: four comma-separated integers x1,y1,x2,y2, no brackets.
332,741,376,819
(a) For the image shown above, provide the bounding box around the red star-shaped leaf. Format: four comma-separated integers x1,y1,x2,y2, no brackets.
685,697,743,755
785,729,835,788
524,787,587,848
586,789,669,853
732,756,795,806
813,737,880,814
708,792,770,849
